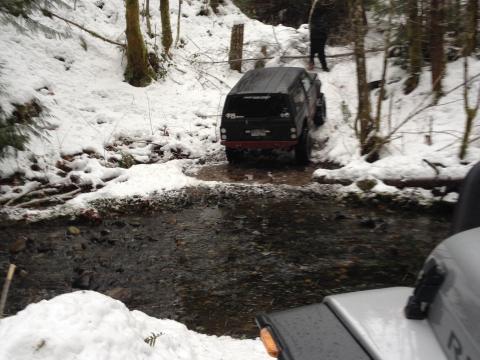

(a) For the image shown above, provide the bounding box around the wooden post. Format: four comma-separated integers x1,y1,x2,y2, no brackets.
0,264,16,319
229,22,244,72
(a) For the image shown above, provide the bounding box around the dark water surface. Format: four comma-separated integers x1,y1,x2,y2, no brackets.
0,196,450,337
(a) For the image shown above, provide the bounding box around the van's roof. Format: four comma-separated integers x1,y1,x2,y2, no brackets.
228,67,306,95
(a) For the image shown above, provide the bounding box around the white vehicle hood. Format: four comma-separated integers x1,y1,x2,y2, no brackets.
325,287,447,360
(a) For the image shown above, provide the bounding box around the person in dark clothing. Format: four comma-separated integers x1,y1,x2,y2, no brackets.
309,32,328,71
308,0,333,71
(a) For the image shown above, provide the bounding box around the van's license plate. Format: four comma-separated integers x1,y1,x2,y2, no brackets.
251,129,268,137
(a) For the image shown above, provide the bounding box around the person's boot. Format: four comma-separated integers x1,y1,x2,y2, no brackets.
307,62,315,71
322,66,330,72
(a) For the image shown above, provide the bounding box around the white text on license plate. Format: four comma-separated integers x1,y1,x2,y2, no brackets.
251,129,269,137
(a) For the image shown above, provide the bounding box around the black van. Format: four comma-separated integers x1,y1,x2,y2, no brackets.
220,67,326,164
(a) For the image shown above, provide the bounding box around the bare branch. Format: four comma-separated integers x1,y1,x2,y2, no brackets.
0,264,16,319
194,48,384,65
42,9,126,48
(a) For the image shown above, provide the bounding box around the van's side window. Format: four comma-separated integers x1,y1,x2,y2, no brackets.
293,86,306,114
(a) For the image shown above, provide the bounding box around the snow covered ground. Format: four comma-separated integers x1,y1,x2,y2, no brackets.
0,291,269,360
0,0,479,217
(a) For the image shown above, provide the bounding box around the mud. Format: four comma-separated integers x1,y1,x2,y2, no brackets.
194,163,317,186
0,193,451,338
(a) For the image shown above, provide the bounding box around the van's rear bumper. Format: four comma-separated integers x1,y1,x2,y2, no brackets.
222,140,297,149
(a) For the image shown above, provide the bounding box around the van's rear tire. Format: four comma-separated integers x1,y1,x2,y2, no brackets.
295,126,312,165
226,148,244,163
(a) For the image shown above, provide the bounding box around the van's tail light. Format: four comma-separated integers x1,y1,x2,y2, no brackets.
260,327,281,358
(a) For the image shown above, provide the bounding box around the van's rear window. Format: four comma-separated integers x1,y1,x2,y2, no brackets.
226,95,289,118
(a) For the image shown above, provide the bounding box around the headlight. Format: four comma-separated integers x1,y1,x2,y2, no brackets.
290,128,296,133
221,135,227,140
221,128,227,134
280,112,291,118
291,134,297,139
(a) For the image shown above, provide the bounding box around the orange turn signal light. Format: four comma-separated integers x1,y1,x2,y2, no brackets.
260,327,281,358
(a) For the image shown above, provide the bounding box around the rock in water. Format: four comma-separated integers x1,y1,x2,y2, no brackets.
105,287,132,302
67,226,81,236
9,237,28,254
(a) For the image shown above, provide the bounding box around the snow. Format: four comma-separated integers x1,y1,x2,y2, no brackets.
0,0,478,215
314,54,480,186
0,291,269,360
69,159,204,205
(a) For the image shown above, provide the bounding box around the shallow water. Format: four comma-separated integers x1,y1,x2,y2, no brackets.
0,196,450,338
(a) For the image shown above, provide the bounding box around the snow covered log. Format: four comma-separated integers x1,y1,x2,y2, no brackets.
315,176,463,191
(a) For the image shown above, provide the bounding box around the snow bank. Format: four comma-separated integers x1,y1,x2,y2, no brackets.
0,291,268,360
313,52,480,186
70,159,204,206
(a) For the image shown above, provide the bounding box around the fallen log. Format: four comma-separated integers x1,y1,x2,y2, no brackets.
315,176,464,191
15,188,82,208
196,48,384,65
4,187,59,206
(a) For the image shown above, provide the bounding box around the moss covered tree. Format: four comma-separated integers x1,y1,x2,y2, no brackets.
160,0,173,55
125,0,153,87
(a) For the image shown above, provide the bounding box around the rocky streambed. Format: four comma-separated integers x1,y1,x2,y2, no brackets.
0,188,451,338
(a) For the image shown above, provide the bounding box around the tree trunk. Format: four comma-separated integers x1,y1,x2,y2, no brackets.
463,0,478,56
174,0,182,47
350,0,374,156
146,0,153,38
459,57,480,159
430,0,445,101
404,0,423,94
160,0,173,55
125,0,153,87
229,23,244,72
375,0,393,130
210,0,219,13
